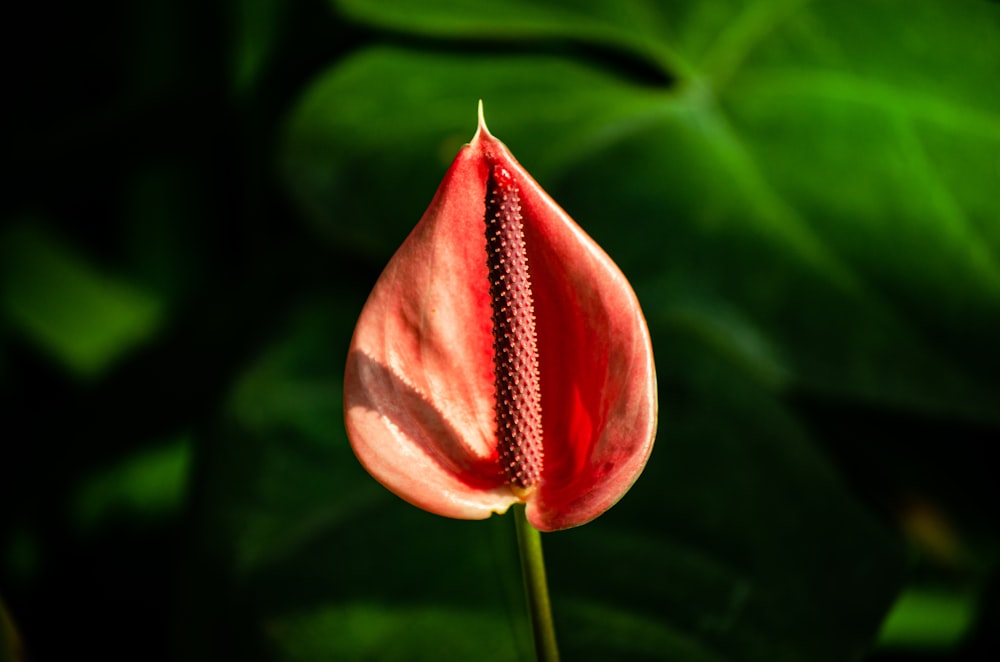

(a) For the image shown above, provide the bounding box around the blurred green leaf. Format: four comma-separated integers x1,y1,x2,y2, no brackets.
877,586,979,651
229,0,286,95
188,296,903,660
282,48,667,259
0,222,166,379
270,602,521,662
188,0,1000,659
333,0,689,74
286,0,1000,419
72,435,192,533
543,328,903,661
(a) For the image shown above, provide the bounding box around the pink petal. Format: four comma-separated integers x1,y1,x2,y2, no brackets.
344,107,656,531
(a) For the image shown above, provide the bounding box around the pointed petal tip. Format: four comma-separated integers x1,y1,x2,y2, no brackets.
474,99,493,142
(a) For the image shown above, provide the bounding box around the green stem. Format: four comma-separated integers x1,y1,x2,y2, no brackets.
513,504,560,662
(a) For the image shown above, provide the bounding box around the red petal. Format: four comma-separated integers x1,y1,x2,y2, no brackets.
344,106,657,531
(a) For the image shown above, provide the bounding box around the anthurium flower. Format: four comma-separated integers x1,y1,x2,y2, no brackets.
344,103,656,532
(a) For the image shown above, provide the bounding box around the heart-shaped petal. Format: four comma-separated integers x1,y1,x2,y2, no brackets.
345,104,656,531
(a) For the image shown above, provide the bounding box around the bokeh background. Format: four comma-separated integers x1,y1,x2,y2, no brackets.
3,0,1000,660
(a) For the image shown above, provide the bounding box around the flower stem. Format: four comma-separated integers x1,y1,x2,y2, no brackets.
513,504,560,662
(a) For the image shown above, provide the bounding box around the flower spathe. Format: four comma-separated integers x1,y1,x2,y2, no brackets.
344,103,656,532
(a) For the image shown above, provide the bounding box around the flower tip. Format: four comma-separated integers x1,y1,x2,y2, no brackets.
474,99,493,142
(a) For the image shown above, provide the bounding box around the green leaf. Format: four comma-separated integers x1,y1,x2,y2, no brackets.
256,0,1000,659
71,435,192,533
332,0,690,76
282,48,666,259
546,322,904,661
877,586,980,651
0,222,166,379
270,602,521,662
187,297,903,661
286,0,1000,419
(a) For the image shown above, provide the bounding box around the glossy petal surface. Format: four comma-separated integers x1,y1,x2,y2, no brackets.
344,110,656,531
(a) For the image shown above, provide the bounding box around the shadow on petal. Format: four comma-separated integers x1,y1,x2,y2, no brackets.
346,350,505,491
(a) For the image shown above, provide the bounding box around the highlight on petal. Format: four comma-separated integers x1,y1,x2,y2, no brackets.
344,102,657,531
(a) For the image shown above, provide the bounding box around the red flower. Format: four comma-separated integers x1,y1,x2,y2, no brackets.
344,104,657,531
